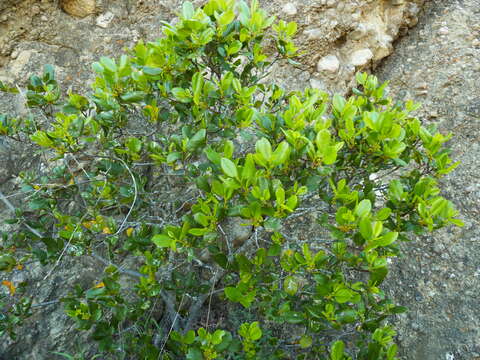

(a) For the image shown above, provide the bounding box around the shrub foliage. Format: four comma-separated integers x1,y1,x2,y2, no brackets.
0,0,462,359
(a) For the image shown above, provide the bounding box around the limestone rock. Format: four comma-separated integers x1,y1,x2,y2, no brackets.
350,23,367,40
304,28,323,40
95,11,114,28
317,54,340,73
438,26,449,35
309,78,327,91
282,3,297,16
350,48,374,66
222,217,253,247
60,0,96,18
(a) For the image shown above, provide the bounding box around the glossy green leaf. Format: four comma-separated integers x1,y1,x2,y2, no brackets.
152,234,173,248
330,340,345,360
355,199,372,218
221,158,238,178
283,276,299,296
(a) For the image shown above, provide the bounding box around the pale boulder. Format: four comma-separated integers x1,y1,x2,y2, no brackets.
60,0,96,18
350,48,374,66
282,3,298,16
317,54,340,73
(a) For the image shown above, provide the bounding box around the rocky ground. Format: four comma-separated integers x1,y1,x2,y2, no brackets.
0,0,479,359
376,0,480,359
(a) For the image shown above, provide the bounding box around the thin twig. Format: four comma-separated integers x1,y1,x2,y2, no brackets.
31,300,60,308
43,177,107,281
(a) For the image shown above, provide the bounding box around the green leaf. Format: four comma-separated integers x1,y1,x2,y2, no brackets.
188,228,210,236
299,335,313,348
337,309,357,323
249,322,262,341
182,1,195,19
330,340,345,360
120,91,146,103
359,216,373,240
152,234,173,248
100,57,117,73
43,64,55,81
332,95,346,113
191,72,204,105
195,176,211,193
283,276,299,296
167,152,182,163
391,306,408,314
52,353,75,360
221,158,238,178
241,154,256,181
30,131,54,148
284,311,304,324
264,217,281,231
315,129,331,149
377,207,392,221
224,287,241,302
450,218,464,227
370,266,388,285
355,199,372,218
387,344,398,360
217,10,235,27
0,254,17,271
211,329,226,345
285,195,298,212
255,138,272,162
186,129,206,152
193,212,209,227
275,186,285,205
237,0,250,25
227,40,243,56
126,137,142,153
271,141,290,166
223,140,234,158
334,288,353,303
186,347,203,360
142,67,162,76
377,231,398,247
205,146,221,165
172,87,192,103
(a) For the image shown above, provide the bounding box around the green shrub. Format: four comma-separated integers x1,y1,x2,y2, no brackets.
0,0,462,359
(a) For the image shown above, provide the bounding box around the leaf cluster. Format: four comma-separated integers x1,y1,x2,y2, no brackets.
0,1,462,359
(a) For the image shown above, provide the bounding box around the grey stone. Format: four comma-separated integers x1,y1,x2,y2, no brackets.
304,28,323,40
350,48,373,66
317,54,340,73
282,3,297,16
95,11,114,28
350,23,367,40
222,217,253,247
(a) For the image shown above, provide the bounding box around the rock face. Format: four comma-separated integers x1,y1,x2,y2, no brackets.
60,0,97,18
261,0,423,93
349,48,374,66
376,0,480,359
0,0,423,94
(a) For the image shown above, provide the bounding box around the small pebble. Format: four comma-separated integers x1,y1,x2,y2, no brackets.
282,3,297,16
317,54,340,73
304,28,323,40
350,48,373,66
96,11,115,29
438,26,449,35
